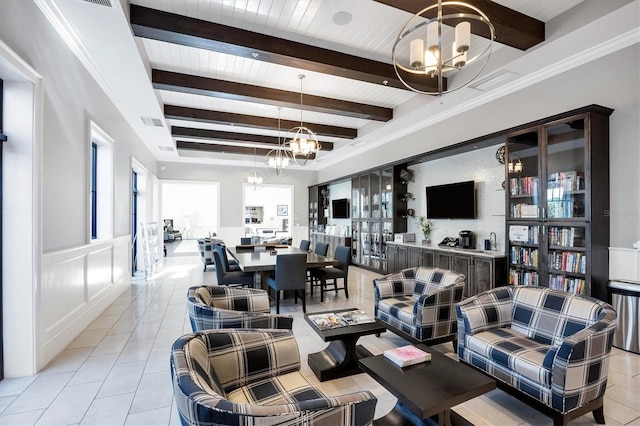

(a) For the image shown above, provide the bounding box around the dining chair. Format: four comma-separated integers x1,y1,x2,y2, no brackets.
310,245,351,302
213,250,254,287
213,244,241,272
240,237,252,245
307,242,329,288
266,253,308,314
299,239,311,251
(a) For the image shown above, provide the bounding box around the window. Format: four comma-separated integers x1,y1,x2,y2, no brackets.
90,142,97,239
89,121,114,241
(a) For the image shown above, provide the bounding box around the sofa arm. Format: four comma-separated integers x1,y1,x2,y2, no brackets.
373,267,418,301
456,286,515,335
415,282,465,326
547,303,617,412
208,286,272,313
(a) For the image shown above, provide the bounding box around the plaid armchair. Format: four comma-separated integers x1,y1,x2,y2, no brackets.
187,286,293,331
373,267,465,344
456,286,617,425
171,329,377,425
197,238,224,271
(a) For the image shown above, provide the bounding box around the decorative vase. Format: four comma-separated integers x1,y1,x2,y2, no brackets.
422,235,431,244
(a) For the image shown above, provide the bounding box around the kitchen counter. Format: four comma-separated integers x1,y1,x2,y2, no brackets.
387,241,505,259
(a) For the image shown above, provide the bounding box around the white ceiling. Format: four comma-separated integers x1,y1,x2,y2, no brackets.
35,0,638,172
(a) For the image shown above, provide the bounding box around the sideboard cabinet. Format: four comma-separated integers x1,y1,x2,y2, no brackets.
387,242,506,297
505,105,612,301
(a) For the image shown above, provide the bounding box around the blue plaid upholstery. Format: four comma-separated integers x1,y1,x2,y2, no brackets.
171,329,377,425
187,286,293,331
198,238,225,271
374,267,465,342
457,286,617,415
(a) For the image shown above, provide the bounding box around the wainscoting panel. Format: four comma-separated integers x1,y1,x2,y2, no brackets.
39,235,131,371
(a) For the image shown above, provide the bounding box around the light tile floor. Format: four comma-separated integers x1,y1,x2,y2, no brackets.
1,240,639,425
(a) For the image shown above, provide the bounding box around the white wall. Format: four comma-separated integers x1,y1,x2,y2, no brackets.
407,144,506,251
0,0,159,376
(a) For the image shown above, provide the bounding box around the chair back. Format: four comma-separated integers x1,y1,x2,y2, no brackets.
213,245,230,273
212,250,227,284
314,242,329,256
334,245,351,274
240,237,252,245
272,253,307,291
299,239,311,251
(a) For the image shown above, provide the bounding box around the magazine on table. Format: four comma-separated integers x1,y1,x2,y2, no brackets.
383,345,432,367
308,309,375,330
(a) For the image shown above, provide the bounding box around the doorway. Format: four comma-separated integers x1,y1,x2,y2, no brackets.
243,184,293,242
132,170,138,275
0,78,6,380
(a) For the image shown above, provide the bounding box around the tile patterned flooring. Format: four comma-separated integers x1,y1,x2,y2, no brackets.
1,240,639,425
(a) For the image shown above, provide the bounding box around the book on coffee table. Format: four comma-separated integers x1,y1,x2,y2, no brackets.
339,309,376,325
384,345,432,367
307,313,348,330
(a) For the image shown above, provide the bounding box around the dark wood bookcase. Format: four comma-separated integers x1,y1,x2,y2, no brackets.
505,105,613,301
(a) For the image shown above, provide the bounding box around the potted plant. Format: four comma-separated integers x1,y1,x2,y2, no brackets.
415,216,433,243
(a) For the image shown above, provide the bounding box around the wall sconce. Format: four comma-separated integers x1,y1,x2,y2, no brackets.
508,154,523,174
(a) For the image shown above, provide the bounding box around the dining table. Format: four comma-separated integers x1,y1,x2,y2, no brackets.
226,246,338,290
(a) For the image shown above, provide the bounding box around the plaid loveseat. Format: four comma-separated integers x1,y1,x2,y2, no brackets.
187,286,293,331
373,267,465,344
171,329,377,425
456,286,616,424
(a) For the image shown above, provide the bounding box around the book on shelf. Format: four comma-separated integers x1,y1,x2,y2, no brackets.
308,310,375,330
383,345,432,367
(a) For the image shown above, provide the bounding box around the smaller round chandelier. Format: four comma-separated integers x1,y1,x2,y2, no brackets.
245,146,265,190
264,108,295,177
286,74,320,165
392,0,495,96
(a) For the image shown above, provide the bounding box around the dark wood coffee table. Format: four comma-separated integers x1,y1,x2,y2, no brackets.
359,346,495,425
304,308,387,382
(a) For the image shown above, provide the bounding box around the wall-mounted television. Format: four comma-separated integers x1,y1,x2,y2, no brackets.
331,198,350,219
426,180,476,219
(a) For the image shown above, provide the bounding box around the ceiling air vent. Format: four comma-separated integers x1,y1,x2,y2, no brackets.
81,0,113,7
158,146,174,152
141,116,163,127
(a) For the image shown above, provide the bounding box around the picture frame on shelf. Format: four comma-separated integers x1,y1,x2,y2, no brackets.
277,205,288,216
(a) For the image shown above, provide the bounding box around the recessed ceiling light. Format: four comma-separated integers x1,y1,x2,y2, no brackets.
333,11,352,26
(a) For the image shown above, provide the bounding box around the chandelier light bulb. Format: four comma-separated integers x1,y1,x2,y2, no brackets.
410,39,424,68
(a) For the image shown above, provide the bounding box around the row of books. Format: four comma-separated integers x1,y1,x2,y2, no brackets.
549,275,586,295
509,176,539,196
548,226,585,247
510,247,538,267
509,269,539,286
511,203,539,218
547,171,584,192
548,251,587,274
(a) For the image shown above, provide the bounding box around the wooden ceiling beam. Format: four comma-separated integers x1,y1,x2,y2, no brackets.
171,126,334,151
153,70,393,122
373,0,544,51
176,140,316,159
130,4,440,93
164,105,357,139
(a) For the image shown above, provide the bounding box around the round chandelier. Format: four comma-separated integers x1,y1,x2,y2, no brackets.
286,74,320,165
264,107,294,177
392,0,495,96
244,146,265,190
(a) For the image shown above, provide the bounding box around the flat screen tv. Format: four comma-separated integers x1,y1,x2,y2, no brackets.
332,198,350,219
426,180,476,219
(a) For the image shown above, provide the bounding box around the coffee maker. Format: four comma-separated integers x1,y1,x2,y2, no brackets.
458,230,474,249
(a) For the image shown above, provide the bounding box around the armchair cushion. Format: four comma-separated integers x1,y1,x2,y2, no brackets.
374,267,465,343
188,286,293,331
171,329,377,425
456,286,616,417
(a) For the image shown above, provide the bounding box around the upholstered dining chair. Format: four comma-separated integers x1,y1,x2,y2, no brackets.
187,285,292,331
213,244,241,272
306,242,329,287
266,253,308,314
171,329,377,426
299,239,311,251
240,237,252,245
310,245,351,302
212,250,254,287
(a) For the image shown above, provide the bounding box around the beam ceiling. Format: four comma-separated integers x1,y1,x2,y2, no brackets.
130,4,440,93
153,69,394,122
176,140,316,159
164,105,357,139
171,126,334,151
373,0,545,51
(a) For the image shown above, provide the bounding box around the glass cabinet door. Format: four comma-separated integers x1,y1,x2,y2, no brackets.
544,117,586,220
381,168,393,219
351,176,360,219
507,129,540,219
508,224,540,286
360,221,370,266
546,224,588,294
360,173,369,218
370,170,380,219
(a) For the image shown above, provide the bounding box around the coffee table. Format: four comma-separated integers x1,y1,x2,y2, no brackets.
304,308,387,382
359,346,495,426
